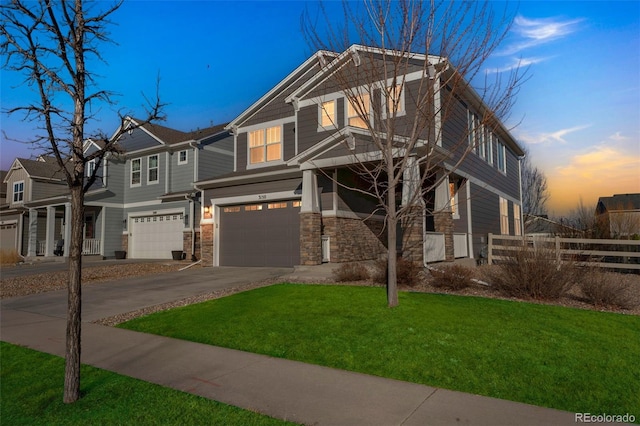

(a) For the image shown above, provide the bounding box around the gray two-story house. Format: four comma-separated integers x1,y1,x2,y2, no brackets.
197,45,525,267
1,118,234,260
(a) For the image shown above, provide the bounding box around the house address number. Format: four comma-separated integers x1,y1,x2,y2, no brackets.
258,195,267,200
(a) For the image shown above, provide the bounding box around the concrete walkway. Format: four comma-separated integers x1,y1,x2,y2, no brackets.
1,266,582,425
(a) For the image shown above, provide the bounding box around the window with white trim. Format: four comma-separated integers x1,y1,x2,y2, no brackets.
449,181,459,219
178,150,188,165
347,92,371,128
131,158,141,187
497,140,506,173
249,126,282,164
383,84,405,116
467,110,480,153
148,155,159,184
12,181,24,203
319,100,336,128
485,128,494,165
499,197,509,235
513,203,522,236
87,159,96,178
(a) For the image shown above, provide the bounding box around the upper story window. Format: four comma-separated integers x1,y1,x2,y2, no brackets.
319,100,337,128
12,181,24,203
86,159,96,178
131,158,141,187
178,150,188,165
467,110,480,153
249,126,282,164
497,140,506,174
513,203,522,236
383,84,405,117
347,92,370,128
148,155,159,184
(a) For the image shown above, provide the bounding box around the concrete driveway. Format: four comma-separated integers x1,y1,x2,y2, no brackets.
1,266,292,322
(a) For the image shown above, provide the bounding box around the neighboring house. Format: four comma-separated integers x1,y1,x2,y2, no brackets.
197,45,525,268
524,214,583,237
2,119,234,260
596,193,640,238
1,156,69,256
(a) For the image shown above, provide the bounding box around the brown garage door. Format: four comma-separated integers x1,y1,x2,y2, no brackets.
220,200,300,267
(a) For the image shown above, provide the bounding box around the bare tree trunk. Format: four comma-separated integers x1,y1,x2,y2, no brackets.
387,162,399,308
64,185,84,403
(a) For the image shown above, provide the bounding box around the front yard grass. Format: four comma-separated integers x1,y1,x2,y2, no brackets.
119,284,640,418
0,342,295,425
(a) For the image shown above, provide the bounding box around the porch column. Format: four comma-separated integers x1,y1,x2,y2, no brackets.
300,169,322,265
63,202,71,258
45,206,56,256
434,175,454,261
401,155,424,263
26,208,38,257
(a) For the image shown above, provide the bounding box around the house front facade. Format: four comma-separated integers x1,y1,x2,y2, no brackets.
198,45,525,268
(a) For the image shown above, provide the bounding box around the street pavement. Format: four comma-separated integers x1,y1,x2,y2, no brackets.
1,264,589,425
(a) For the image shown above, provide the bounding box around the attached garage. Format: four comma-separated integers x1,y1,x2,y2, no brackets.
129,213,184,259
219,200,300,267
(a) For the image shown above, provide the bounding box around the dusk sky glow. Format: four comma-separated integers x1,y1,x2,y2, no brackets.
1,0,638,217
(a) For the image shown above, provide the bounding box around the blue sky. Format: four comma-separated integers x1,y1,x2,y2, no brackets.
1,0,638,216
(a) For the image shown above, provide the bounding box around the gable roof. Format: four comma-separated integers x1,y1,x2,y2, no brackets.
597,194,640,213
6,156,67,182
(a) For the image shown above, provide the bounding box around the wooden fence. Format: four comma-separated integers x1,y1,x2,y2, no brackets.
488,234,640,271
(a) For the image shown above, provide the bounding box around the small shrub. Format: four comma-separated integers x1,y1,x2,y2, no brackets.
579,268,639,309
430,264,474,290
371,257,422,287
332,262,370,282
0,249,21,265
485,245,576,300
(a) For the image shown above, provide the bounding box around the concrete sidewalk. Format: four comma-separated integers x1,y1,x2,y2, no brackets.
1,312,579,425
1,265,586,425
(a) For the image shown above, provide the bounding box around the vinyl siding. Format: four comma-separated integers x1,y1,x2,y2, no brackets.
207,177,302,201
469,182,501,258
198,134,234,181
6,168,29,205
118,127,163,152
31,180,68,200
102,206,124,258
123,153,168,203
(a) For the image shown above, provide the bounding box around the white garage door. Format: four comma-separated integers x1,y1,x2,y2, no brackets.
130,213,184,259
0,223,18,251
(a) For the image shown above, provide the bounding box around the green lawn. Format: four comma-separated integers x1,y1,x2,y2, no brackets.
0,342,295,426
120,284,640,418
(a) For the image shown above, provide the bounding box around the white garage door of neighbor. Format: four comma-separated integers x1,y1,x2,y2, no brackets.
130,213,184,259
0,223,18,251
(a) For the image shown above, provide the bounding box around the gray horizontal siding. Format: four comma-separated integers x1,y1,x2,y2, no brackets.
118,127,163,153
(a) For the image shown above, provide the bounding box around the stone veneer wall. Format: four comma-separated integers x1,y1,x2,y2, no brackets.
183,231,201,260
200,223,214,266
300,212,322,265
434,211,454,261
322,215,386,263
401,207,424,264
121,234,128,252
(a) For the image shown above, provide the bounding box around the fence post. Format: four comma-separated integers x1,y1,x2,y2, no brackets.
488,233,493,265
555,236,561,266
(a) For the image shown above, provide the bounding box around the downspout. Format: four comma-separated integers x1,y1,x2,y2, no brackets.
518,155,525,238
184,192,197,261
188,141,199,261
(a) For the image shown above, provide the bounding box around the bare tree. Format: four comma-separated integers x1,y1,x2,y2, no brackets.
1,0,164,403
302,0,525,306
521,150,549,217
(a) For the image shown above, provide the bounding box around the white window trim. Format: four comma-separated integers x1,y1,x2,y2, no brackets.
86,159,96,178
246,125,284,169
12,180,24,204
381,84,406,119
497,141,507,174
178,150,188,165
318,99,338,131
513,203,522,236
130,158,141,187
450,181,460,220
147,154,159,185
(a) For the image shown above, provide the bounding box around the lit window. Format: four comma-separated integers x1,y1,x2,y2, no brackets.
449,182,458,217
223,206,241,213
320,100,336,128
384,84,404,116
249,126,281,164
292,201,301,208
148,155,159,184
500,197,509,235
268,202,287,209
12,181,24,203
513,204,522,236
131,158,141,186
347,93,370,128
178,150,188,165
244,204,263,211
